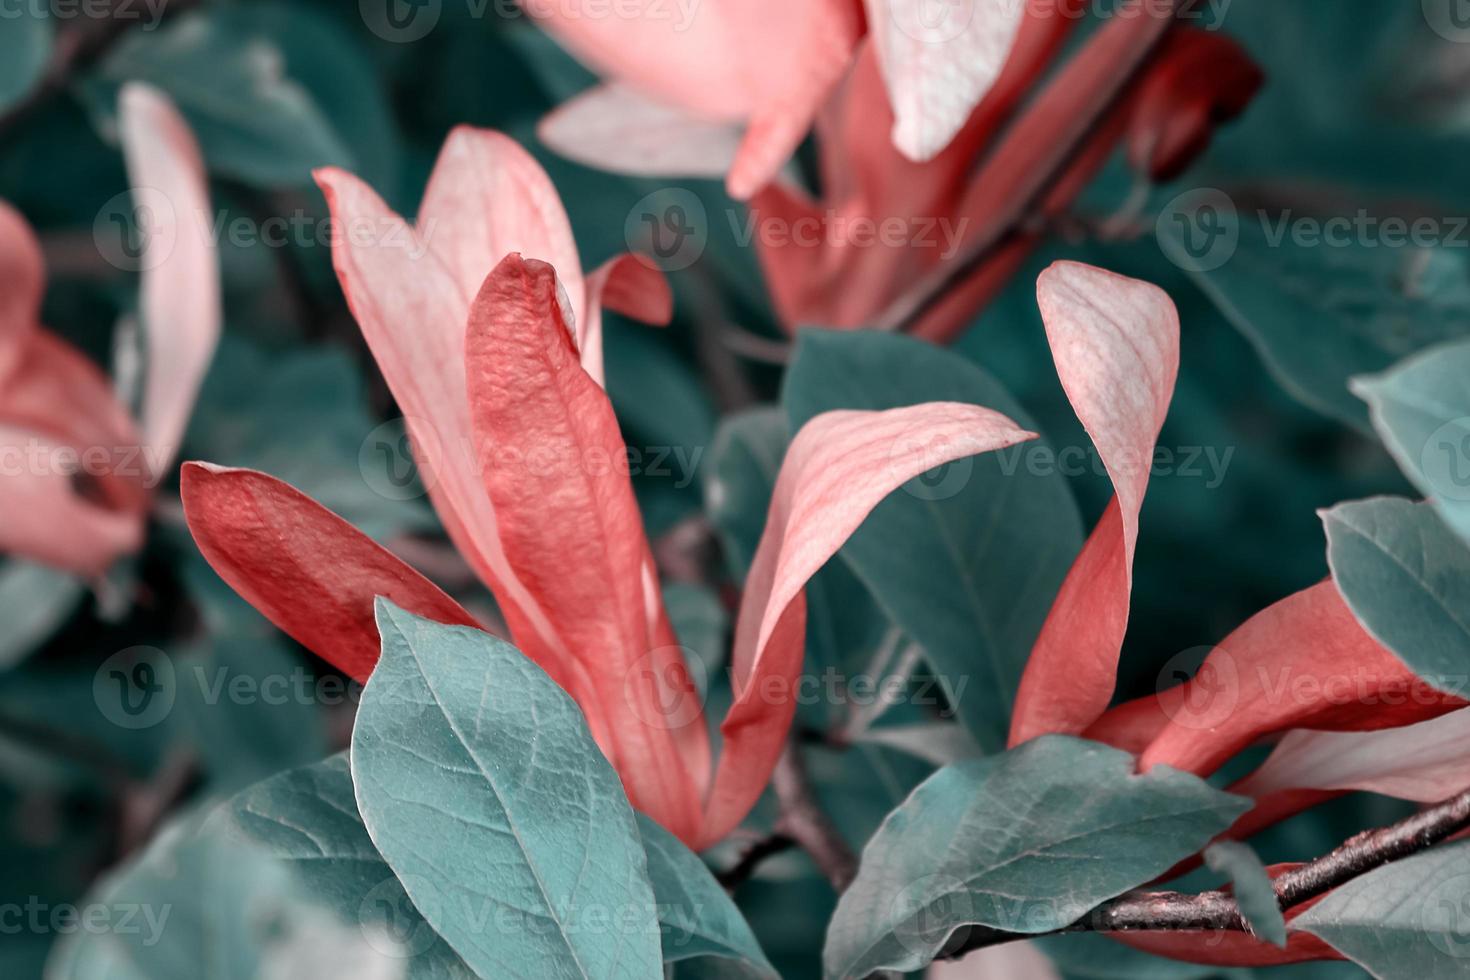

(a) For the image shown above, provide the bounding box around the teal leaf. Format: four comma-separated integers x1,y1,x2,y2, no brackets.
1295,839,1470,978
83,10,352,187
0,7,50,113
0,560,83,669
823,736,1250,979
221,755,474,976
1354,338,1470,543
784,330,1083,750
1203,841,1287,947
1162,216,1470,431
664,581,729,678
46,810,401,979
351,601,662,979
705,406,788,577
1322,497,1470,694
637,814,777,978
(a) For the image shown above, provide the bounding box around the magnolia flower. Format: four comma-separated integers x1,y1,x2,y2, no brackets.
180,127,1035,847
1006,261,1463,967
526,0,1029,198
0,83,217,578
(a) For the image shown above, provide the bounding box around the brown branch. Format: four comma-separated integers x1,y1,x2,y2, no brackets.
938,785,1470,959
771,738,858,892
717,832,796,890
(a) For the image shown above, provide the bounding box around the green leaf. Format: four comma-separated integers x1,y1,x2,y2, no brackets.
83,9,352,187
784,330,1083,750
351,601,662,979
46,809,400,979
1322,497,1470,694
637,814,777,978
0,560,83,669
0,7,50,113
1295,838,1470,978
1163,217,1470,431
664,581,729,678
1203,841,1287,947
1354,338,1470,542
222,755,474,977
824,736,1250,979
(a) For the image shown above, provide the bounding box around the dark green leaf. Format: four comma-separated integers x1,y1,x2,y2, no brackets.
824,736,1249,978
351,601,662,978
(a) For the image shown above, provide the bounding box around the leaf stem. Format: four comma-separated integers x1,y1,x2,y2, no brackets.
772,738,858,892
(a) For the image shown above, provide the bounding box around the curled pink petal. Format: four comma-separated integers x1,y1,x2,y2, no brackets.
0,200,42,385
118,82,221,480
1009,262,1180,745
699,402,1035,847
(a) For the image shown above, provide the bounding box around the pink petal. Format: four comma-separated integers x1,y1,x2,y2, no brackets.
537,83,744,182
1137,580,1468,777
525,0,862,197
1235,707,1470,803
118,83,220,480
698,402,1035,847
0,423,144,577
313,164,553,656
863,0,1028,161
180,462,481,682
465,253,707,844
927,941,1060,979
0,200,42,385
579,253,672,386
415,127,586,326
1009,262,1180,745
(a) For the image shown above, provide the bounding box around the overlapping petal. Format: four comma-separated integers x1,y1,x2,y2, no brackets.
0,200,41,384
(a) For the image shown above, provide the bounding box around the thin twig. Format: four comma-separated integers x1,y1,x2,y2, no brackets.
771,738,858,892
716,832,796,890
938,785,1470,958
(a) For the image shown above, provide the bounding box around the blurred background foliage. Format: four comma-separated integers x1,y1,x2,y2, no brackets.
2,0,1467,975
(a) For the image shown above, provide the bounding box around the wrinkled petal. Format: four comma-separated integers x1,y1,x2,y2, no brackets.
0,424,144,577
0,200,42,385
465,253,707,843
863,0,1027,161
1235,707,1470,803
699,402,1035,847
119,82,221,480
180,462,481,682
580,253,673,386
1137,580,1468,777
537,83,744,182
1009,262,1179,745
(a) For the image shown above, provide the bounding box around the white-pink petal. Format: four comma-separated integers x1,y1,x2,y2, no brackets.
864,0,1028,161
927,941,1062,980
118,82,221,482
